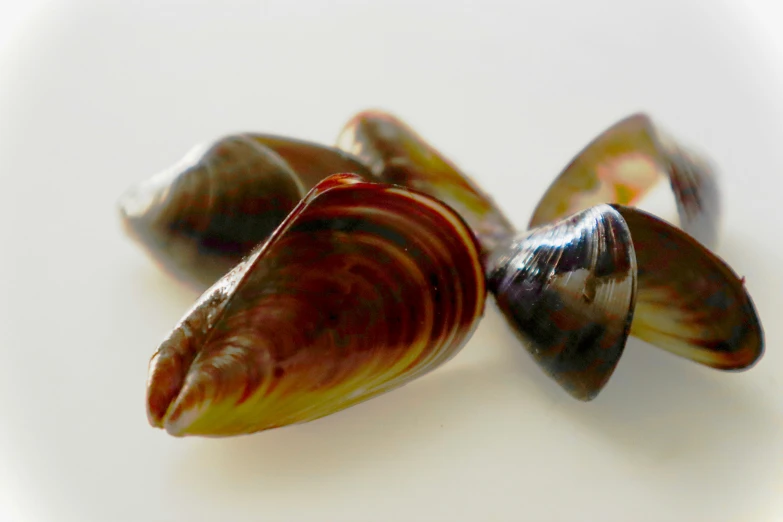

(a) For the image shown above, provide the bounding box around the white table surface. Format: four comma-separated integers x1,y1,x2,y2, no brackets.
1,1,782,521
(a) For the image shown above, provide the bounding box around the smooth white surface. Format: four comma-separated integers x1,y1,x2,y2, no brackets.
1,1,782,521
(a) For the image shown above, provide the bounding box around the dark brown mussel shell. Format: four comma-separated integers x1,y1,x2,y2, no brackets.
146,173,486,436
487,204,638,400
485,113,763,399
119,133,371,289
526,114,761,374
487,202,763,401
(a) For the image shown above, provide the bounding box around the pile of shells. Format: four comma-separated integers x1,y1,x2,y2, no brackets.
119,110,764,437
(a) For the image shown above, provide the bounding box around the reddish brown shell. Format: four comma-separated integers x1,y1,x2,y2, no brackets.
146,173,486,436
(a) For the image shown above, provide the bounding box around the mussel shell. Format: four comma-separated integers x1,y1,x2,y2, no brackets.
247,133,372,189
119,134,305,288
529,113,720,248
119,134,373,289
488,201,763,399
615,205,763,370
146,173,486,436
487,204,637,400
336,110,516,255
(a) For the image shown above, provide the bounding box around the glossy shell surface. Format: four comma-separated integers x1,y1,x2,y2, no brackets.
616,205,763,370
336,110,515,255
120,133,372,289
248,133,372,190
146,173,486,436
488,202,763,400
488,204,637,400
530,113,721,248
124,111,764,408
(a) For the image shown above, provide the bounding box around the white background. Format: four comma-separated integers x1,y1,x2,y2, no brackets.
0,1,782,521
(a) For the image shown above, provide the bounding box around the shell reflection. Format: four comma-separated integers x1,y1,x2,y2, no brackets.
146,173,485,436
119,133,371,289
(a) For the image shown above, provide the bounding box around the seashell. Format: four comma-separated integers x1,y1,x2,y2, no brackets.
487,204,638,400
127,110,764,410
522,114,760,371
249,133,372,189
615,205,763,370
333,110,762,399
145,173,485,436
529,113,720,248
487,203,763,400
336,110,516,256
119,133,371,289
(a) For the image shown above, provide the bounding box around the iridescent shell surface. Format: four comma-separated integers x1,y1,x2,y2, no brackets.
529,113,721,248
487,114,762,398
336,110,516,255
526,114,761,365
119,133,371,289
146,173,486,436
